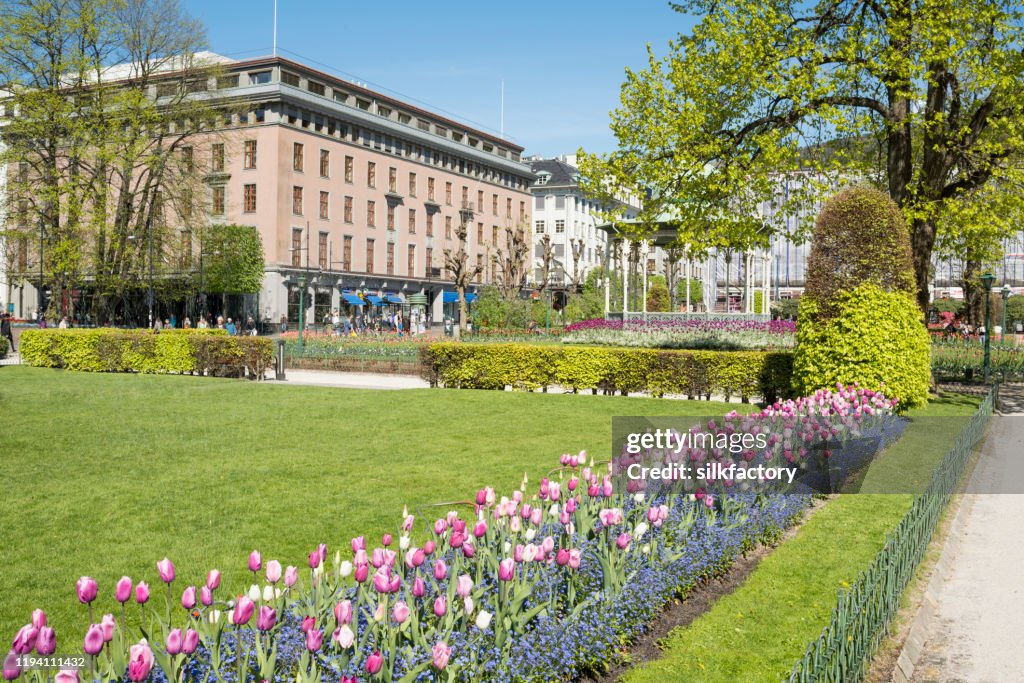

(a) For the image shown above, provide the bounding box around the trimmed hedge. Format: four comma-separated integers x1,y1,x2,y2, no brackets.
20,329,272,379
0,336,7,357
420,342,793,403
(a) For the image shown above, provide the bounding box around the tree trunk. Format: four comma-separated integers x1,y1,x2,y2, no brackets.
910,216,938,312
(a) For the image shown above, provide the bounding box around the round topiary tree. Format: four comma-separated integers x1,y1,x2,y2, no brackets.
793,187,931,409
646,281,671,312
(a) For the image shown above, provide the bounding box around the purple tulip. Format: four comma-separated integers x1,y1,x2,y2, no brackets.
450,531,465,548
166,629,182,655
256,606,276,631
181,585,196,609
498,558,515,581
200,586,213,606
305,628,323,652
231,596,254,626
462,542,476,559
266,560,282,584
3,652,21,680
317,543,328,563
76,577,97,604
83,625,104,655
30,610,46,629
412,577,426,598
135,582,150,604
115,577,132,603
181,630,199,655
433,596,447,617
300,616,315,633
334,600,353,625
365,651,383,675
156,558,175,584
432,641,451,670
126,641,154,682
616,532,632,550
248,550,262,573
11,625,37,655
205,570,221,590
381,533,392,547
36,626,55,656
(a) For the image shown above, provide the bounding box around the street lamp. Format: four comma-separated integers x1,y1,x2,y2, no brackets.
981,272,996,381
1000,284,1012,344
37,216,45,325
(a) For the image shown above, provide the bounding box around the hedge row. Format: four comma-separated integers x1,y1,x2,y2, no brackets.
420,343,793,403
0,336,7,357
20,329,272,379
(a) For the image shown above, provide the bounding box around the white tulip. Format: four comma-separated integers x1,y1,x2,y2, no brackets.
634,522,649,540
209,610,222,625
463,596,474,615
634,492,646,504
399,535,411,551
247,585,261,602
525,529,536,542
475,610,493,630
339,561,353,578
262,585,274,602
549,504,560,517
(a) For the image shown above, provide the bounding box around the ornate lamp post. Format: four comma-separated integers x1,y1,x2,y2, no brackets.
981,272,996,381
1000,284,1012,344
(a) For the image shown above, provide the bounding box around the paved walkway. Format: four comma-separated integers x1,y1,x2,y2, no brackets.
910,386,1024,683
266,369,430,390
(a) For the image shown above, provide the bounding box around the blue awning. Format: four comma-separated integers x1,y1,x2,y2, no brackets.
387,294,404,304
442,291,477,303
342,294,364,306
366,295,383,305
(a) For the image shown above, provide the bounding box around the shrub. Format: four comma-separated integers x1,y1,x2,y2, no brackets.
646,282,671,312
792,284,931,409
0,336,7,357
19,329,272,379
804,186,916,315
420,342,793,403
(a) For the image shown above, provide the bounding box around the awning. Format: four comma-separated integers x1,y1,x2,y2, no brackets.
342,294,364,306
407,293,428,305
366,295,384,305
442,291,478,304
386,294,404,304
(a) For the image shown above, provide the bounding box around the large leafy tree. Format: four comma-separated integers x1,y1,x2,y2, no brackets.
579,0,1024,311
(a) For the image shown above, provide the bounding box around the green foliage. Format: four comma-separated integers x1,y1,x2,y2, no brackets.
932,298,964,316
1005,295,1024,328
0,336,7,356
203,225,265,294
753,291,764,315
771,298,801,321
421,343,793,404
564,268,614,323
805,188,916,314
473,286,533,329
677,279,704,305
19,329,271,378
646,282,671,312
793,285,932,410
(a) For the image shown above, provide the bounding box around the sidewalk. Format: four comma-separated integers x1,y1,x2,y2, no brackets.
909,387,1024,683
266,368,429,390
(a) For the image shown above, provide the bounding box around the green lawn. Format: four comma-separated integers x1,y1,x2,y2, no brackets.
622,391,984,683
0,366,742,638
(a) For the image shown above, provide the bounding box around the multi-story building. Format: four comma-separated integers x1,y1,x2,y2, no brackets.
525,155,640,289
4,54,535,324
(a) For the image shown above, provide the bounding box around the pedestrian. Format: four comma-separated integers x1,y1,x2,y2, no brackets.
245,315,257,336
279,314,288,334
1,313,15,352
216,316,225,330
225,318,237,336
183,316,192,329
196,316,208,329
58,316,69,329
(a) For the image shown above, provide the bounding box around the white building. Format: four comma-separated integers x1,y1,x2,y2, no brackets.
525,155,641,288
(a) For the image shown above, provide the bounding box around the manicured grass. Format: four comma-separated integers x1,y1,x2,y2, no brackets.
621,391,983,683
0,366,743,638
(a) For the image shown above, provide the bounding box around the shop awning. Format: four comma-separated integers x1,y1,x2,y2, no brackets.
407,293,428,305
386,294,404,304
342,294,364,306
442,291,478,304
366,295,384,305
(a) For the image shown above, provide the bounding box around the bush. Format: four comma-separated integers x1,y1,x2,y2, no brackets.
792,284,931,409
772,297,800,321
804,186,916,314
420,342,793,403
646,282,671,312
19,329,272,379
0,336,7,357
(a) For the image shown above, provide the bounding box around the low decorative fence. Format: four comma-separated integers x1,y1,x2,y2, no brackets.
786,383,998,682
420,342,794,403
607,311,772,323
19,329,272,379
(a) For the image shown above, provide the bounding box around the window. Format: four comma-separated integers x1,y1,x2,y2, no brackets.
492,226,499,245
408,208,416,234
407,245,416,277
535,220,545,234
477,222,483,243
342,235,352,270
367,161,376,188
307,81,325,96
291,228,303,267
647,258,656,273
408,172,417,197
243,184,257,212
211,143,224,172
387,204,395,230
249,70,271,85
319,149,330,177
388,167,397,193
319,232,328,269
492,194,498,216
212,186,225,215
181,147,193,172
445,216,452,239
319,191,329,219
477,190,484,212
426,247,433,276
243,140,257,169
386,242,395,275
367,200,376,227
461,186,468,205
345,155,353,183
281,71,300,87
366,239,375,273
445,182,452,205
293,143,304,171
428,177,436,201
535,195,545,209
555,219,565,234
292,186,303,215
344,196,353,223
476,254,483,283
426,212,434,237
506,198,512,219
519,201,525,220
217,75,239,89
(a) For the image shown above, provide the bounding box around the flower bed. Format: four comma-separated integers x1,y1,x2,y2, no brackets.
931,340,1024,380
2,387,894,682
19,329,272,379
420,343,794,403
563,318,796,351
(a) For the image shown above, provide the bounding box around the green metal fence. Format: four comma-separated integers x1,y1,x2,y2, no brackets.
786,383,999,683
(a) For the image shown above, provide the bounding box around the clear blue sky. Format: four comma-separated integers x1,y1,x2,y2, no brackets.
183,0,695,158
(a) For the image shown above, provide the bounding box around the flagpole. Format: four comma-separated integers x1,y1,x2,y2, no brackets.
273,0,278,56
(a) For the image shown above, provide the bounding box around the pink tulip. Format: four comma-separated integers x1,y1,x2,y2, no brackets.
450,531,465,548
36,626,55,656
266,560,282,584
556,549,570,566
365,651,384,675
498,558,515,581
370,548,386,568
300,616,315,633
372,567,391,593
402,514,415,531
340,677,357,683
308,550,321,569
392,601,410,624
76,577,97,604
11,625,37,655
411,548,426,567
412,577,426,598
232,596,254,626
126,641,154,682
541,536,555,554
100,614,115,642
115,577,132,603
433,596,447,617
200,586,213,606
432,641,451,670
456,574,473,598
433,519,447,535
317,544,328,563
182,630,199,655
3,653,22,681
473,520,487,538
55,670,80,683
354,564,369,583
83,625,104,655
156,557,175,584
166,628,182,655
135,582,150,604
256,606,276,631
205,570,221,590
333,625,355,648
284,565,299,587
616,533,632,550
334,600,353,625
305,629,323,652
462,542,475,559
451,518,466,533
565,497,578,513
433,560,448,581
530,509,543,526
248,550,262,573
514,544,525,562
351,536,365,552
30,610,46,629
181,585,197,609
568,548,582,569
381,533,392,547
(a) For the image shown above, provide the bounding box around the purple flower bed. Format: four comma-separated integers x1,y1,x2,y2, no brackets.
566,318,796,334
563,318,796,351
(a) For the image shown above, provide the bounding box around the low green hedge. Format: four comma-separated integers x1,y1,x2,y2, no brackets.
420,343,793,403
0,336,7,357
20,329,272,379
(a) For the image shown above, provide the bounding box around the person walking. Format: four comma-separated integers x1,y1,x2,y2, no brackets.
245,315,257,336
1,313,15,352
225,318,237,336
197,316,208,329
